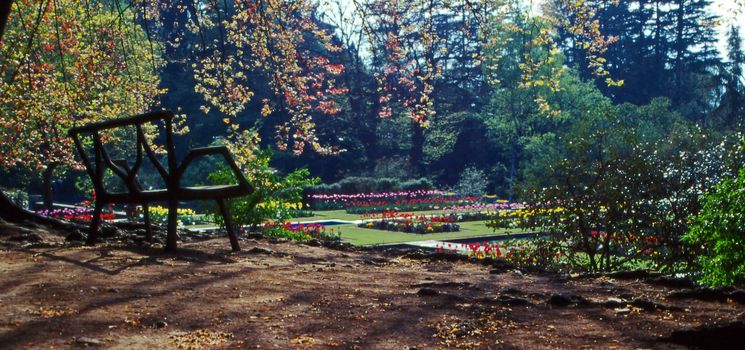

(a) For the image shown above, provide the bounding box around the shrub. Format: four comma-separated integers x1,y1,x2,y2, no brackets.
453,166,488,197
400,178,434,191
494,99,743,273
208,148,319,231
1,188,29,209
684,168,745,287
262,222,341,242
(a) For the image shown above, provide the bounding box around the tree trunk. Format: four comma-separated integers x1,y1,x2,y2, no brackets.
0,190,80,230
508,139,518,202
410,122,425,177
0,191,33,224
42,163,58,210
0,2,45,225
0,0,11,41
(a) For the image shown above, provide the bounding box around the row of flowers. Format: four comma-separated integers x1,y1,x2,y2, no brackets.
36,208,116,223
146,206,208,226
485,207,564,229
309,189,444,200
359,209,513,224
434,239,563,267
360,220,461,234
309,190,443,210
445,202,525,212
344,196,482,214
308,189,498,211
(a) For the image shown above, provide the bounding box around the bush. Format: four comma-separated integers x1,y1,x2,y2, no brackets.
1,188,29,209
495,98,742,273
208,147,319,230
685,168,745,287
453,166,488,197
400,178,434,191
309,176,433,195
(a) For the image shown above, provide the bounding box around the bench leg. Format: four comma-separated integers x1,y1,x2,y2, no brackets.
217,199,241,252
86,202,102,245
164,200,178,252
142,203,153,242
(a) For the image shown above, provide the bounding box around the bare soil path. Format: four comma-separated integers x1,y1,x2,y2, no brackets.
1,225,744,349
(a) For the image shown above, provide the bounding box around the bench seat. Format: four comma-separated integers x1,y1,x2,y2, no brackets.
69,111,254,251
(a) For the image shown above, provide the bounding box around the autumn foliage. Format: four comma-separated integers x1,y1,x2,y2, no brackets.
0,0,164,172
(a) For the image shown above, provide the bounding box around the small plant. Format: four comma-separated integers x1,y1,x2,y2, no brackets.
684,168,745,287
261,221,341,242
453,166,489,197
208,147,320,231
147,206,202,226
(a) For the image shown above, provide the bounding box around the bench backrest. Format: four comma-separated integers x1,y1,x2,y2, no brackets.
69,111,177,199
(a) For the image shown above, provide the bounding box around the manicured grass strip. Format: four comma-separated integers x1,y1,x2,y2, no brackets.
336,220,522,246
301,210,364,221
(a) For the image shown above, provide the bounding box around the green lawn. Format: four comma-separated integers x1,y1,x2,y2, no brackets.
334,222,519,246
298,210,363,221
186,209,523,246
292,209,526,246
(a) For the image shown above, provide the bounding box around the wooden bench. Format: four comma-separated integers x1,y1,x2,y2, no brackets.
69,111,253,251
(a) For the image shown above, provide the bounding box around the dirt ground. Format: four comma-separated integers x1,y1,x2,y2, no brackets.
1,224,745,349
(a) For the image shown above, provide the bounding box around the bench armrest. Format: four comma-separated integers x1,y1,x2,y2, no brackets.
176,146,253,193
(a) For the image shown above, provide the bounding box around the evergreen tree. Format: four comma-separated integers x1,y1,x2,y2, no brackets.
712,24,745,129
555,0,721,122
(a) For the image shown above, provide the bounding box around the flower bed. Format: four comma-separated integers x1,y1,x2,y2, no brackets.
345,197,481,214
446,202,525,212
434,239,564,269
358,213,460,234
36,208,116,223
147,206,208,226
309,189,526,215
437,211,496,222
485,207,559,229
309,190,441,210
361,209,506,224
261,221,341,242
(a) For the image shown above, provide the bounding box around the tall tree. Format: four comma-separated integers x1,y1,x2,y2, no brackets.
0,0,165,208
554,0,720,121
482,11,568,200
711,24,745,129
150,0,349,157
